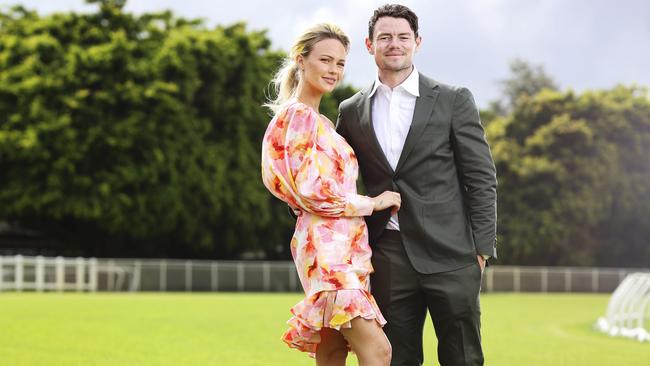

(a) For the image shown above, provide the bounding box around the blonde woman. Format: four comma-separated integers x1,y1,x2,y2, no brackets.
261,24,398,365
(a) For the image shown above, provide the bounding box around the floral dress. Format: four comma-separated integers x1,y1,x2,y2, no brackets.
261,101,386,355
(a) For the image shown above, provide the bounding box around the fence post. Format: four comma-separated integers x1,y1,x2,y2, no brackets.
486,267,494,293
185,260,192,292
541,267,548,293
75,257,85,292
55,256,64,292
263,262,271,291
130,261,141,292
513,266,521,292
0,256,4,291
36,255,45,292
237,261,245,292
564,268,572,292
289,263,297,292
618,269,626,286
15,255,24,292
160,260,167,292
89,258,98,292
107,260,115,291
211,262,219,292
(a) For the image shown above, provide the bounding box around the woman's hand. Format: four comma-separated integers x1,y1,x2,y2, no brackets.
371,191,401,215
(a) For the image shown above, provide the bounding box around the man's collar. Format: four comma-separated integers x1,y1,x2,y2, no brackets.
368,73,383,98
368,66,420,98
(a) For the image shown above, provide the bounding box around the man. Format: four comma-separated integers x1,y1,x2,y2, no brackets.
336,4,497,366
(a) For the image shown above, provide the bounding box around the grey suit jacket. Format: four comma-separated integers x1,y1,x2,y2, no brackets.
336,73,497,274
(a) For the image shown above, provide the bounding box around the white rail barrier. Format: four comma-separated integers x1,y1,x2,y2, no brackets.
0,255,647,293
0,255,98,292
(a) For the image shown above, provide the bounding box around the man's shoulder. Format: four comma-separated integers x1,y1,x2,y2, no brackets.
419,72,468,95
339,90,365,112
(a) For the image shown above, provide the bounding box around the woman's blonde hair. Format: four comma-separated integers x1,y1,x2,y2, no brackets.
265,23,350,113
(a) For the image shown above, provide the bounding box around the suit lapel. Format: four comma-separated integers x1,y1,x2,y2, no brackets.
394,75,440,175
357,86,394,175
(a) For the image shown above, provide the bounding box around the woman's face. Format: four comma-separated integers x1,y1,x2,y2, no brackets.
298,38,347,94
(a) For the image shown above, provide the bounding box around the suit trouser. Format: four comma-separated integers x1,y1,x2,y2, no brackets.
370,230,484,366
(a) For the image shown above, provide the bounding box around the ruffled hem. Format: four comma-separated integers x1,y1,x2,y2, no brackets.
281,289,387,355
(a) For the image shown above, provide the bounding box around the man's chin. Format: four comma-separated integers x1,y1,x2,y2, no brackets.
381,63,411,72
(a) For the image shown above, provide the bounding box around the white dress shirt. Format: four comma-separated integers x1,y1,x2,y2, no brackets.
369,67,419,231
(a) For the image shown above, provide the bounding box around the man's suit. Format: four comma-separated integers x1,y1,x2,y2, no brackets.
336,73,497,366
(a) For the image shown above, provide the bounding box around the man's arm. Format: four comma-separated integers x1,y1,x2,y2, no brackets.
335,102,349,139
450,87,498,259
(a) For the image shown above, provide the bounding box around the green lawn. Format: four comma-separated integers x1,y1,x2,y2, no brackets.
0,293,648,365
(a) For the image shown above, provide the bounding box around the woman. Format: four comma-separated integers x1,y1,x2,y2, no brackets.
261,24,399,365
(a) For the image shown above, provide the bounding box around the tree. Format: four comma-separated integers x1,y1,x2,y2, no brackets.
486,86,650,266
485,58,559,121
0,1,292,258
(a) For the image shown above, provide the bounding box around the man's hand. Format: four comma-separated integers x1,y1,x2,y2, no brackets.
371,191,401,214
477,255,486,273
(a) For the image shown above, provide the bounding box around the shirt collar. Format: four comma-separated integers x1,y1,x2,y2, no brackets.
368,66,420,98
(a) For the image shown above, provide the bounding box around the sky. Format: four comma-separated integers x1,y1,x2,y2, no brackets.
4,0,650,107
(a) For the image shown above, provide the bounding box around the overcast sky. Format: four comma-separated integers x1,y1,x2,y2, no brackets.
5,0,650,107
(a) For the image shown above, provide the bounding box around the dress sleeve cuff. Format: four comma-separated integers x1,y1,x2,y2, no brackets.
344,194,374,217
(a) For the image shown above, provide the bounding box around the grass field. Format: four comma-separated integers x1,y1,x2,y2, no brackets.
0,293,648,365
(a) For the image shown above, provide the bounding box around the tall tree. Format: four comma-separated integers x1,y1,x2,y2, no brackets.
487,86,650,266
0,1,286,258
484,58,559,122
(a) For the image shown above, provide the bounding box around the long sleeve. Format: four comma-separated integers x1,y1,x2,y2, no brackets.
265,103,373,217
450,88,498,258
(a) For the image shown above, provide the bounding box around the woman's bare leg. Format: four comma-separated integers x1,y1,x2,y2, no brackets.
316,327,348,366
340,318,391,366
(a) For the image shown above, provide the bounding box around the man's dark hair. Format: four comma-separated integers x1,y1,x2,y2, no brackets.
368,4,419,39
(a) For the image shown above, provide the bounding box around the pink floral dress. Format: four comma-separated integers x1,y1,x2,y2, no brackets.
261,101,386,355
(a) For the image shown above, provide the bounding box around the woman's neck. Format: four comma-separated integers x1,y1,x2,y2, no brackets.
295,83,322,113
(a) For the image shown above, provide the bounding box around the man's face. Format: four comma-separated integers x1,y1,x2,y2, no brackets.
366,16,421,73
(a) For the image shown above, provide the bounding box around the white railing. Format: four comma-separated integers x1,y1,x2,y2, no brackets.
0,255,98,292
483,265,649,293
0,255,647,293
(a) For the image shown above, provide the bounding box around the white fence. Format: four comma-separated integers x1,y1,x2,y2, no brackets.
0,255,98,292
483,265,650,293
0,255,648,293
